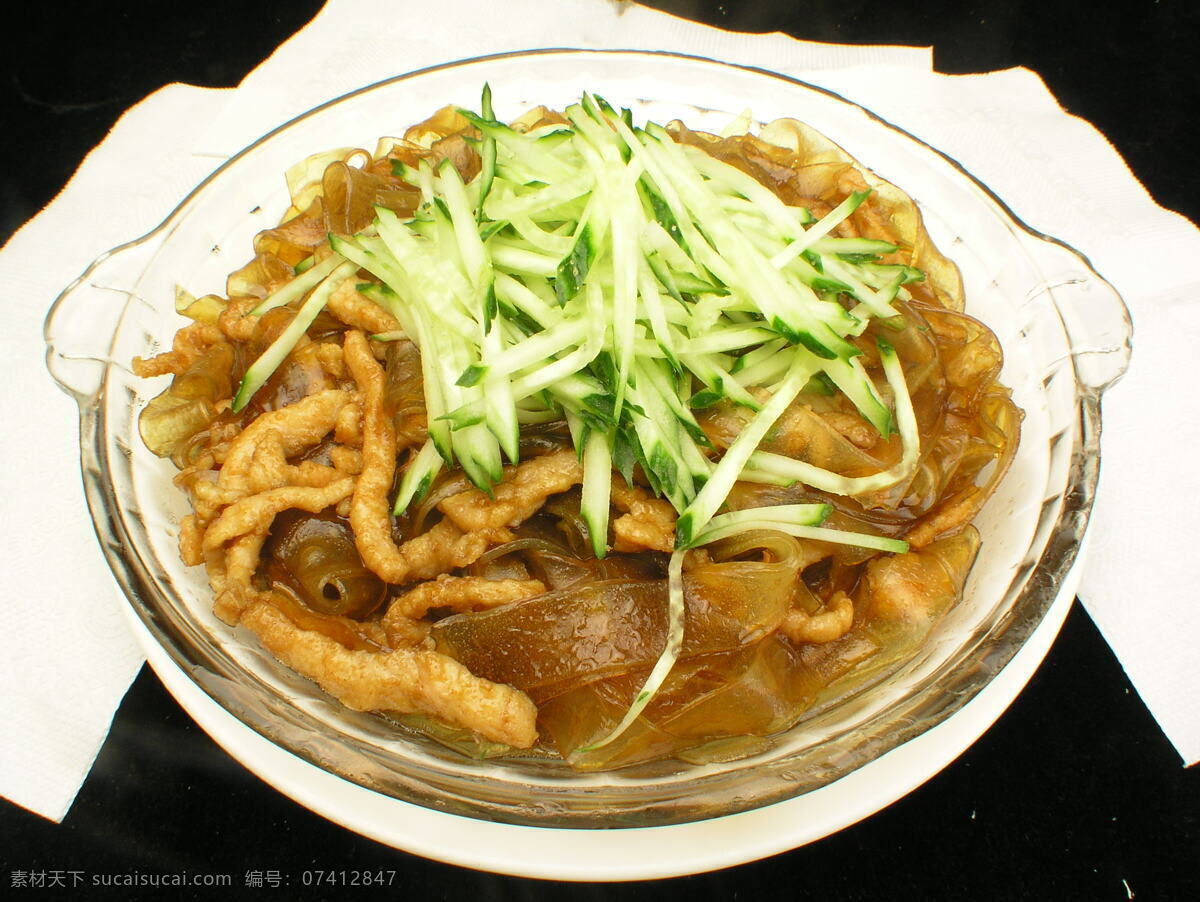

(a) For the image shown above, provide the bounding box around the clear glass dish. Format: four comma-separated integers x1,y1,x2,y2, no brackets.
44,50,1131,831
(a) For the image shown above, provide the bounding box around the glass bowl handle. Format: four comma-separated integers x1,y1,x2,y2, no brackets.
44,236,166,403
1015,233,1133,393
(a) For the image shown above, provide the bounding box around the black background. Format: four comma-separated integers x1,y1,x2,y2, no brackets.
3,1,1197,899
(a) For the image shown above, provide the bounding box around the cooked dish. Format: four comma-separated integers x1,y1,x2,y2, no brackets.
133,91,1020,770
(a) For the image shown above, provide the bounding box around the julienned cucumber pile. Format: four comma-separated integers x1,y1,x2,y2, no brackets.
233,89,919,558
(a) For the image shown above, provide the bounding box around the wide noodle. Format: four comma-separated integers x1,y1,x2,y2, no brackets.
133,99,1020,769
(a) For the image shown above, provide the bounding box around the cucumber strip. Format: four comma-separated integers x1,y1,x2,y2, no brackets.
638,217,695,278
493,272,563,327
625,388,695,510
679,350,761,410
858,261,925,285
688,502,831,545
643,248,685,305
681,324,778,356
481,339,521,464
768,190,871,270
478,218,510,244
506,213,575,255
695,519,908,554
734,467,797,487
232,261,357,411
392,439,444,515
635,355,710,448
556,219,599,304
515,405,563,425
413,157,438,208
436,159,489,292
679,433,715,489
744,337,919,495
249,254,344,315
821,354,895,437
461,316,589,384
578,422,614,559
518,273,563,311
574,548,687,754
636,175,688,253
670,269,730,297
454,419,504,490
475,83,497,224
720,195,814,230
636,262,682,371
403,303,453,462
523,370,612,429
811,236,898,256
731,337,789,374
564,99,624,166
438,403,485,429
731,345,794,388
487,241,564,278
354,280,405,322
817,254,901,319
675,352,816,547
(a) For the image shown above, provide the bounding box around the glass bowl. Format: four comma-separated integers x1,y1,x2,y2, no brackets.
44,50,1131,848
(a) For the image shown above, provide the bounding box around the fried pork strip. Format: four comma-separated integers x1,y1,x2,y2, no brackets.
209,532,273,625
343,329,509,583
326,279,402,335
385,575,547,621
343,329,417,582
437,449,584,532
132,321,223,378
202,479,356,552
241,601,538,747
218,388,351,473
392,519,512,582
609,479,677,553
782,591,854,644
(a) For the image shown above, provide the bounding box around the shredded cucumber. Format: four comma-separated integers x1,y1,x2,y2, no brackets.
576,547,688,754
232,260,357,412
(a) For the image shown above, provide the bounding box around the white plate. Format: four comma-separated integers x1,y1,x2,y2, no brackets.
49,50,1129,880
130,547,1080,881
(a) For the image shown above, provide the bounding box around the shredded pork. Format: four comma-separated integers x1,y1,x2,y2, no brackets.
241,601,538,747
437,449,584,533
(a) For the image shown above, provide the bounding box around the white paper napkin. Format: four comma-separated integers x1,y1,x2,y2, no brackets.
0,83,238,820
2,0,1195,825
197,0,932,159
